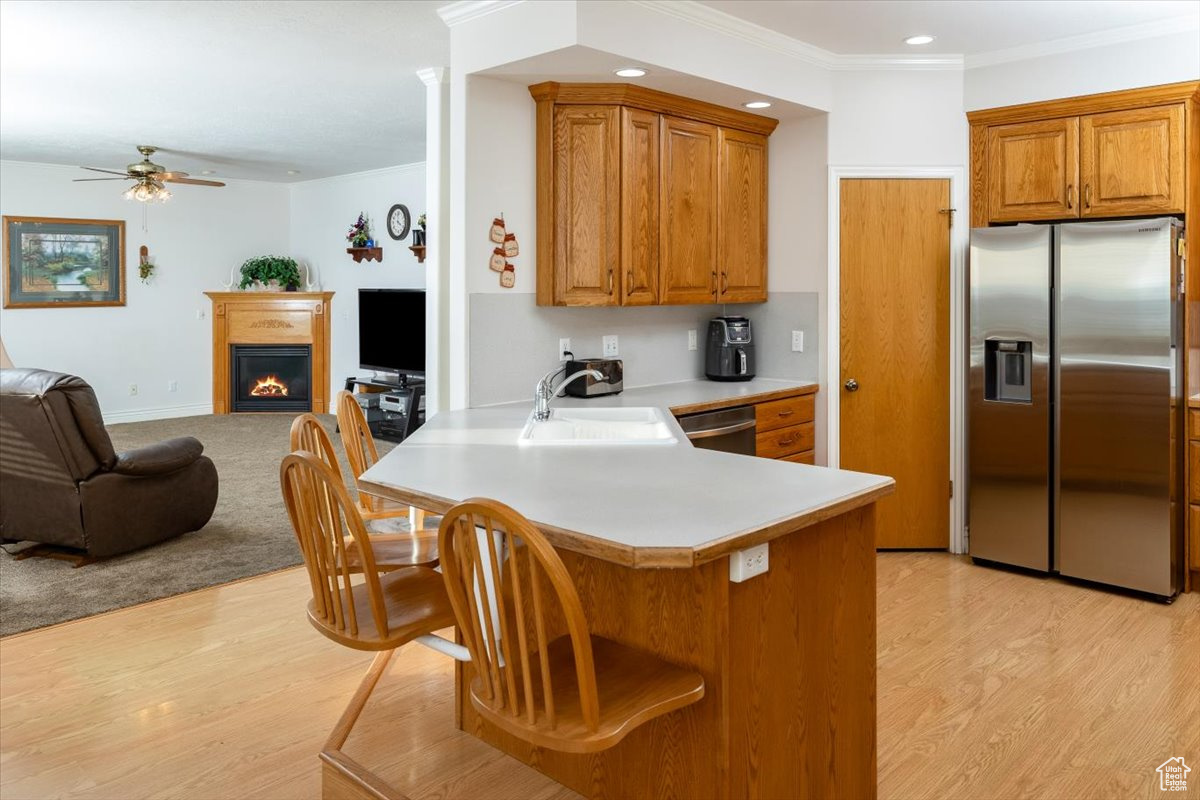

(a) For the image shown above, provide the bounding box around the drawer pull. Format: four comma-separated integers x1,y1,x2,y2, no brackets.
778,436,797,446
777,409,795,418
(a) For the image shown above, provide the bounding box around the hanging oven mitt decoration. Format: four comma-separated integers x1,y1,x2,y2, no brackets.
489,216,506,244
500,262,516,288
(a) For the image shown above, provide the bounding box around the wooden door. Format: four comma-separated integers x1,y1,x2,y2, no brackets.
717,128,768,303
620,108,659,305
840,179,950,549
659,116,718,305
552,105,620,305
1080,104,1185,217
988,118,1079,222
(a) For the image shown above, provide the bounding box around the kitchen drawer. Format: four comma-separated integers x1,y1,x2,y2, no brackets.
1191,504,1200,571
1189,409,1200,440
755,393,815,433
756,422,814,459
782,449,815,465
1191,442,1200,502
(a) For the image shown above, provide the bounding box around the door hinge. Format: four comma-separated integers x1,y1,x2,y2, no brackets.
939,208,955,228
949,479,954,499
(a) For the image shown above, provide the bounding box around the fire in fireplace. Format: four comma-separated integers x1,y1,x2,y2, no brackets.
231,345,311,412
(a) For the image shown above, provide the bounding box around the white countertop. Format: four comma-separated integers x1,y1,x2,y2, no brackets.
359,379,893,568
488,377,818,414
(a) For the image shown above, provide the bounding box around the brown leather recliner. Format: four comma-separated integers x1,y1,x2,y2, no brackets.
0,369,219,557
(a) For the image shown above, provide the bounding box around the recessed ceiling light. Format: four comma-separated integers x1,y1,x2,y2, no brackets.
200,170,215,175
287,170,300,175
614,67,647,78
744,101,772,109
904,35,935,45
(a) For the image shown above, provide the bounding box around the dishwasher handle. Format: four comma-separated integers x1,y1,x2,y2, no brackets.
684,419,756,440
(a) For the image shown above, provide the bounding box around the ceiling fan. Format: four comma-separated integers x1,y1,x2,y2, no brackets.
74,145,225,202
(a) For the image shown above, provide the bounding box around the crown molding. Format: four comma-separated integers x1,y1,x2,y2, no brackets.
631,0,964,71
965,15,1200,69
437,1,524,27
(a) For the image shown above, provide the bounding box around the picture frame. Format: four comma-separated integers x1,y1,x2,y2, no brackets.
3,216,126,308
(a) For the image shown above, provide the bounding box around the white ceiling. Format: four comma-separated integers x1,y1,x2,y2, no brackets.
0,0,449,181
1,1,1196,182
697,0,1200,57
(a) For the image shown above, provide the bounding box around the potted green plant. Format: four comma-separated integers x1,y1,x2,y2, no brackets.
238,255,302,291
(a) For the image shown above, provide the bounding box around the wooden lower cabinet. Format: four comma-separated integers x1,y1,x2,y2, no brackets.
1190,409,1200,573
757,423,815,460
749,389,818,461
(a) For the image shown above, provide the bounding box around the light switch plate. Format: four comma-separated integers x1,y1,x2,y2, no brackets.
688,329,697,351
602,335,619,357
791,330,804,352
729,543,769,582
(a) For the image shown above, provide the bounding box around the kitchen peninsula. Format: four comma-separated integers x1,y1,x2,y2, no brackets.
359,383,894,799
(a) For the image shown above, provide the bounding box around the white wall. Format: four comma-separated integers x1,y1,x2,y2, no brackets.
0,160,288,421
965,30,1200,111
287,163,427,406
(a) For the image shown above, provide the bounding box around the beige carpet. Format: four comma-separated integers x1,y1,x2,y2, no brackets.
0,413,396,637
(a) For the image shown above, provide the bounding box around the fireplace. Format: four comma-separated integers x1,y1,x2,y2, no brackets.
231,345,312,412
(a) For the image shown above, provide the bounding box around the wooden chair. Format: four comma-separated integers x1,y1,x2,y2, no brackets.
280,450,456,799
335,390,428,531
289,414,437,571
438,498,705,754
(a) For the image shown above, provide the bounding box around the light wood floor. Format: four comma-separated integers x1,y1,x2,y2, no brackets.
1,553,1196,800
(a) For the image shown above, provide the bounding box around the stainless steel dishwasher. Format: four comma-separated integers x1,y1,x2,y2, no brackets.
675,405,756,455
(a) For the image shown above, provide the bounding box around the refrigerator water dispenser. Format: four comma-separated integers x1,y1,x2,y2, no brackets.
985,340,1032,403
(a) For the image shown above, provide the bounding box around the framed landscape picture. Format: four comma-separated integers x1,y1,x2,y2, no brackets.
3,216,126,308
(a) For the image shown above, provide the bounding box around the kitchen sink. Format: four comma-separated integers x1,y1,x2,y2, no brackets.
518,406,681,446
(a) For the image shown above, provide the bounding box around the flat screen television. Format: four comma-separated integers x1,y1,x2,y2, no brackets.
358,289,425,384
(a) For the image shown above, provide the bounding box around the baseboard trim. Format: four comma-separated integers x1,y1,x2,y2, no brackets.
103,402,213,425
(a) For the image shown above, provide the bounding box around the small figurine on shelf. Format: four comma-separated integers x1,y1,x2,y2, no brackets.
346,212,372,247
413,213,427,247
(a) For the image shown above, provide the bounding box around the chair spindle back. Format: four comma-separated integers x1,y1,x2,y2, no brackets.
335,390,385,513
289,413,340,473
438,498,599,733
280,451,390,641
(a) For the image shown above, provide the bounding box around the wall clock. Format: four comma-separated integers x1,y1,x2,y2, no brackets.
386,203,411,240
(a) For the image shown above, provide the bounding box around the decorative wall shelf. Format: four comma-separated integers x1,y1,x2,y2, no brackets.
409,245,427,263
347,247,383,263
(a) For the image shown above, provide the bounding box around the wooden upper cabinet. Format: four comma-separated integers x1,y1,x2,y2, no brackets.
620,108,660,305
988,117,1080,222
531,83,777,307
551,105,621,305
1079,104,1185,217
660,116,719,305
717,128,768,303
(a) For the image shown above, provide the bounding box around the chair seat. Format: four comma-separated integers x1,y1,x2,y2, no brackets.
342,531,438,571
469,634,705,754
308,566,456,652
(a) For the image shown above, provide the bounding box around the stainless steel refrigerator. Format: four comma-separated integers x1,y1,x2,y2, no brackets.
968,218,1183,599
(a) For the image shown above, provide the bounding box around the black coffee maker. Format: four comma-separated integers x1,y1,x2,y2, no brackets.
705,316,755,381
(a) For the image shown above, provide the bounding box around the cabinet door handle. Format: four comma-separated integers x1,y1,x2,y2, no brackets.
627,269,634,290
1067,184,1074,209
607,269,614,295
712,270,718,298
1084,184,1092,209
722,271,729,294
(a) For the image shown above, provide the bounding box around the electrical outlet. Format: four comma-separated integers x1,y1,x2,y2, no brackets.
791,330,804,352
558,338,572,361
729,543,769,583
602,334,619,357
167,380,178,393
129,383,138,396
687,329,697,351
195,308,205,320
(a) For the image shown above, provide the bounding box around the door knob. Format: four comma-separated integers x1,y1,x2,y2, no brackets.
844,378,859,392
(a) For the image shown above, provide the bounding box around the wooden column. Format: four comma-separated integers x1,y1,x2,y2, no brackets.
204,291,334,415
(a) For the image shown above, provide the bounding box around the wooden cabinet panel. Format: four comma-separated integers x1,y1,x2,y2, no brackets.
1191,505,1200,570
1080,104,1185,217
1189,409,1200,441
988,118,1080,222
660,116,718,305
782,450,816,465
552,106,620,305
717,128,768,303
755,394,815,433
1190,441,1200,501
620,108,659,305
756,422,815,460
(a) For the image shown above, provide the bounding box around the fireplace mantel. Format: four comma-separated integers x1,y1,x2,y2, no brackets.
205,291,334,414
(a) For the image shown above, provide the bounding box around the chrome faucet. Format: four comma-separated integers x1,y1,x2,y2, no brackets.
533,366,605,421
